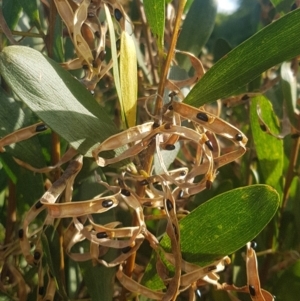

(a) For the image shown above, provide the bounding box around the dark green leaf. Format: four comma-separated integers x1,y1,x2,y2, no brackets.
184,8,300,106
17,0,41,29
143,184,279,289
41,226,69,300
177,0,217,69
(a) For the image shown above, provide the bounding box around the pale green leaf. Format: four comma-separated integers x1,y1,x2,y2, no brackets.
120,31,137,127
0,46,119,157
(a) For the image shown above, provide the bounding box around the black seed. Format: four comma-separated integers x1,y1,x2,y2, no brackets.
35,200,43,210
114,8,123,21
196,289,201,298
116,39,121,51
99,50,106,61
168,105,173,110
172,224,178,237
153,121,160,129
196,112,209,122
206,180,213,190
18,229,24,239
207,265,216,272
139,179,149,186
250,241,257,249
95,31,101,39
36,124,47,132
235,133,244,141
291,133,300,139
260,124,267,132
178,190,184,198
121,189,131,196
180,171,186,176
82,64,89,70
34,251,41,260
249,285,256,296
241,94,249,100
38,286,44,295
102,199,113,208
92,60,98,68
96,232,108,239
122,246,131,253
165,144,175,151
205,140,214,151
164,123,171,130
166,199,173,211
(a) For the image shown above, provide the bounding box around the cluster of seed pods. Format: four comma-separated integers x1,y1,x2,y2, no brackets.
54,0,126,90
0,0,275,299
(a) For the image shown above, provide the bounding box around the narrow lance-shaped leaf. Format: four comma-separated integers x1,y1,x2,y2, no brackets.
250,95,284,193
120,31,137,127
184,8,300,107
176,0,217,70
143,0,165,51
143,184,280,289
0,46,120,157
104,4,126,127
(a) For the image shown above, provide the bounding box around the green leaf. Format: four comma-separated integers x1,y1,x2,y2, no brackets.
79,261,116,301
2,0,22,30
143,184,279,289
0,46,119,157
184,8,300,107
176,0,217,69
250,95,284,192
17,0,41,29
120,31,137,127
104,4,125,127
0,87,46,168
41,226,69,300
273,260,300,300
143,0,165,50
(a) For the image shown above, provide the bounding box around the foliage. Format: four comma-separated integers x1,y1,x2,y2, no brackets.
0,1,299,301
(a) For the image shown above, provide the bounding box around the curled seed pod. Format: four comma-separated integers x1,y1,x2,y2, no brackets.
196,112,209,122
121,189,131,196
99,50,106,61
102,199,114,208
